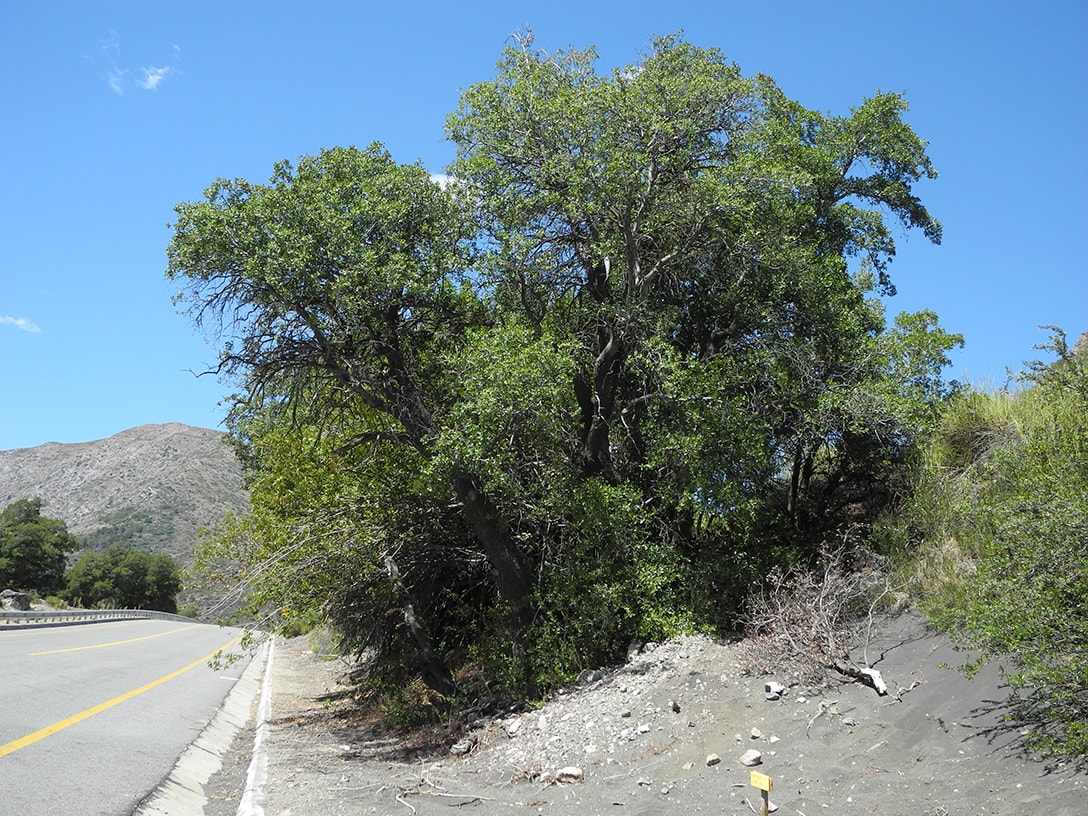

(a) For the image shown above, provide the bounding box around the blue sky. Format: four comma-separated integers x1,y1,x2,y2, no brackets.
2,1,1085,450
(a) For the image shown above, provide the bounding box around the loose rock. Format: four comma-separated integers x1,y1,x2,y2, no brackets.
740,749,763,766
555,766,584,784
0,589,30,611
450,734,477,755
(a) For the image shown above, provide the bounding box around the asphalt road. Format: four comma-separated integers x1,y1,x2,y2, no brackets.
0,619,253,816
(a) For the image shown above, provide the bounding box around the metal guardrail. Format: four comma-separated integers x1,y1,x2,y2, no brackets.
0,609,197,627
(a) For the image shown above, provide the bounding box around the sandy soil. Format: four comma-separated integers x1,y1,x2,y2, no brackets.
208,612,1086,816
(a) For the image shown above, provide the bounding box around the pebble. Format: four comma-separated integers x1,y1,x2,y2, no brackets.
706,753,722,766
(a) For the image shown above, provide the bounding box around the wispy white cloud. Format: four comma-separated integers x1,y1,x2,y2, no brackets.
98,29,121,60
138,66,172,91
107,67,127,95
1,316,42,333
96,30,126,95
94,31,181,95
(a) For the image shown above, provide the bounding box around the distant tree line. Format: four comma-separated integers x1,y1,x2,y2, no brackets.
0,498,183,613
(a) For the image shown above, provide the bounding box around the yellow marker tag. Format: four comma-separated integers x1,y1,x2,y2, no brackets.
750,771,773,792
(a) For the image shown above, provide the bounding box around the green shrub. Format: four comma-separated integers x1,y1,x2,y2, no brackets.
884,330,1088,757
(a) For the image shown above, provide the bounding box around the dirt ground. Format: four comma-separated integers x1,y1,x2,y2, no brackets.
204,612,1086,816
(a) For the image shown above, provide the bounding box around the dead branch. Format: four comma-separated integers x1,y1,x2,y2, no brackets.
739,533,904,696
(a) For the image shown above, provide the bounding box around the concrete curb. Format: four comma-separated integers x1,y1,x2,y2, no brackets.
237,636,275,816
134,639,271,816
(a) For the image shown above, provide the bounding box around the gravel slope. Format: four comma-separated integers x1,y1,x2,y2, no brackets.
210,612,1086,815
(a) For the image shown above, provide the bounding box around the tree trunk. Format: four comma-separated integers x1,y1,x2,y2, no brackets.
384,554,457,696
452,473,536,629
574,321,625,479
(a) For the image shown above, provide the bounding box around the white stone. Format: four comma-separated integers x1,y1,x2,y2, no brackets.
449,734,477,755
555,766,584,784
740,749,763,766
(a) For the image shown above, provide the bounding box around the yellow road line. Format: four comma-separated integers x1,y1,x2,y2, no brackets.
29,624,201,655
0,620,146,638
0,633,242,758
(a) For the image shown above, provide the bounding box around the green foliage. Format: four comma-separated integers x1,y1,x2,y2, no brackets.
885,329,1088,757
0,498,80,594
65,544,184,612
80,508,176,552
172,32,959,704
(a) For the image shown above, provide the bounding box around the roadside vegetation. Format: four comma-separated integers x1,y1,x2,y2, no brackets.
0,498,184,614
881,329,1088,757
157,32,1084,756
0,498,79,595
64,544,184,614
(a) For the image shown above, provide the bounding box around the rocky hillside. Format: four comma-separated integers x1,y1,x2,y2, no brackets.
0,423,248,568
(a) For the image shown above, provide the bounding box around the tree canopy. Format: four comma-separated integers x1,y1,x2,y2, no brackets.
64,545,183,613
171,33,961,698
0,498,79,595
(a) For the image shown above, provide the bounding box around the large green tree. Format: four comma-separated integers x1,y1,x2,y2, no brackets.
0,499,79,594
65,545,183,613
170,33,959,696
446,34,956,535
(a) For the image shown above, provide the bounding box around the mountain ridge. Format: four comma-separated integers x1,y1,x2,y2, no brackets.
0,423,249,571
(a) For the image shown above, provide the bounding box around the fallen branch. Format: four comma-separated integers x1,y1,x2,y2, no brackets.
828,661,888,695
894,678,924,702
740,535,907,700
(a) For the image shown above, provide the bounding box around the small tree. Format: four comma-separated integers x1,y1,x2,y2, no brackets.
0,498,79,594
